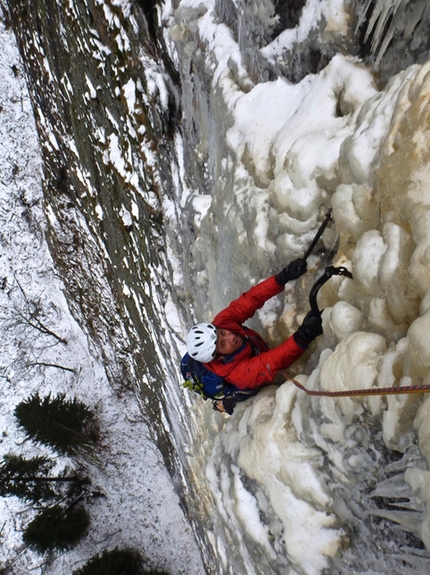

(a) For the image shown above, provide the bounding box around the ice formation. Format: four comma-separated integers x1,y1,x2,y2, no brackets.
3,0,430,574
172,1,430,573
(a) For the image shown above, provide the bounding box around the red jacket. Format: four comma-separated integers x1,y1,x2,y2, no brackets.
206,275,306,389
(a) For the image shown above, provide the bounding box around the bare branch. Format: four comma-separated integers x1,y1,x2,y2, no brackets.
15,308,68,345
13,277,68,344
26,361,75,374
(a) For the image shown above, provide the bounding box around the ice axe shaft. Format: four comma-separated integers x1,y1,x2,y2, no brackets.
303,208,332,260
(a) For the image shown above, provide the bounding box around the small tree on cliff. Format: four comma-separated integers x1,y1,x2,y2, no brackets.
14,392,99,455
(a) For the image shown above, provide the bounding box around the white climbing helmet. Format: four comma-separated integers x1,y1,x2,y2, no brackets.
186,323,217,363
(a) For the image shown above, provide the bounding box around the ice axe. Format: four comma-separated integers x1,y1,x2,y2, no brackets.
303,208,332,261
303,208,353,311
309,265,353,313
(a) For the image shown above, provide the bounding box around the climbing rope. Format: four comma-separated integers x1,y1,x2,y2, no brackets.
281,370,430,398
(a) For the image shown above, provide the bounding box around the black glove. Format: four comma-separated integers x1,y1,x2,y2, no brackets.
212,397,237,415
293,310,323,348
275,258,307,286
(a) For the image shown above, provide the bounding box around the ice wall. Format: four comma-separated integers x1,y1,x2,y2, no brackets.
172,0,430,573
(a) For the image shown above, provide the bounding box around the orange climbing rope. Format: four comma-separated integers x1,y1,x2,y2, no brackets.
281,370,430,398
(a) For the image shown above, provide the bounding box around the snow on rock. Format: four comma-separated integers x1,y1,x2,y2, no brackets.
0,20,204,575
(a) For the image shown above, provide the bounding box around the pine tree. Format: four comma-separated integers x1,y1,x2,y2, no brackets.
23,504,90,554
14,392,99,455
72,547,171,574
0,454,83,503
72,548,147,575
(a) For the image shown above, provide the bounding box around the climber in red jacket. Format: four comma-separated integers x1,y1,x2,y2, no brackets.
185,259,323,413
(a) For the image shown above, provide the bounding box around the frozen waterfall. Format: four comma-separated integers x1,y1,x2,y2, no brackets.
2,0,430,574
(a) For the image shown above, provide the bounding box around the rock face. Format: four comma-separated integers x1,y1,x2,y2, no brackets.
5,1,430,574
3,0,185,458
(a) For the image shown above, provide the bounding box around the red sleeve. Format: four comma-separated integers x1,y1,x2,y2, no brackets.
213,275,283,327
212,334,307,389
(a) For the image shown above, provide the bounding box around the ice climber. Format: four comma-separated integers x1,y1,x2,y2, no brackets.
181,258,323,414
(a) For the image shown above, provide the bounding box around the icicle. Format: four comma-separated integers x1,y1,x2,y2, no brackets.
389,549,430,571
369,508,423,532
371,473,415,500
358,0,403,61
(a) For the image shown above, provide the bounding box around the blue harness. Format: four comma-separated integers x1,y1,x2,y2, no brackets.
180,341,258,402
